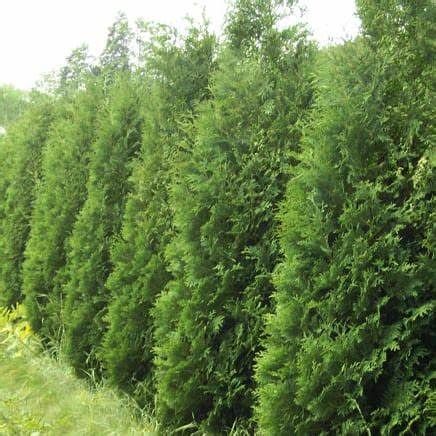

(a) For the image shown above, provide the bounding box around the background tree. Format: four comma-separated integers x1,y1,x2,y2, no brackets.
255,1,435,433
153,0,315,431
58,45,94,95
0,85,28,128
99,13,133,83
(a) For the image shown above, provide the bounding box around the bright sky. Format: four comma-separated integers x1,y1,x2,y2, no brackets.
0,1,360,90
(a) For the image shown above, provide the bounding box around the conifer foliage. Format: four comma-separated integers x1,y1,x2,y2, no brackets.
23,85,101,339
152,1,315,431
0,98,54,307
63,76,143,374
0,1,434,433
255,1,435,434
102,23,216,401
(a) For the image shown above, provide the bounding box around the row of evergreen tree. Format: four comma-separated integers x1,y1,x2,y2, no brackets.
0,0,434,433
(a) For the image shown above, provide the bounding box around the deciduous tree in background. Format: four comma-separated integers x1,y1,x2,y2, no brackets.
58,45,94,96
0,85,28,128
99,13,133,83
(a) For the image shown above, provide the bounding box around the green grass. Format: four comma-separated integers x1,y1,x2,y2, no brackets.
0,308,157,435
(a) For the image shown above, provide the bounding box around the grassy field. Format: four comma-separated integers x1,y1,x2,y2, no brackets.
0,306,157,435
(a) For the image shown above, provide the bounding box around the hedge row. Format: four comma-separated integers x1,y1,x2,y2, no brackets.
0,1,434,433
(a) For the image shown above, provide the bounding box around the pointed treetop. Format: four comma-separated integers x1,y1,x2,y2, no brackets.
100,12,133,74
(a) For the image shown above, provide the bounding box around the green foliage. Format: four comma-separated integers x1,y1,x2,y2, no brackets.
225,0,297,53
0,3,434,433
255,1,435,433
152,1,315,431
22,83,103,341
62,75,143,375
102,23,216,403
0,85,28,128
0,98,54,307
58,45,94,96
99,13,133,82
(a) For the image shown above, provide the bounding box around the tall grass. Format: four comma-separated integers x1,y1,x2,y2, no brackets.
0,306,158,435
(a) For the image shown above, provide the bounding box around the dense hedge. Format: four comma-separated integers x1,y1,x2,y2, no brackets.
255,1,435,434
0,98,54,307
152,1,315,430
0,0,433,433
23,85,102,341
102,23,216,403
63,76,144,374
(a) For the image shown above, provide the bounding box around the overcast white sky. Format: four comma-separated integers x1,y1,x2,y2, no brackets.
0,1,360,90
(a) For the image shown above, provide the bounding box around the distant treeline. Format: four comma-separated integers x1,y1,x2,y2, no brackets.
0,85,28,129
0,0,434,433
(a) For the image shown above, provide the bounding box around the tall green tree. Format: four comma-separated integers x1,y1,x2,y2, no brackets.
58,45,94,96
22,83,102,341
153,0,314,431
0,97,54,307
255,1,435,433
101,23,216,403
63,75,143,374
99,13,133,83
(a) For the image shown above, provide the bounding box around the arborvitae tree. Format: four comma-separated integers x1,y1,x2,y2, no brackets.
255,1,435,434
0,128,16,211
153,0,314,431
0,97,54,307
0,128,17,258
62,74,143,375
101,23,216,403
22,83,102,341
